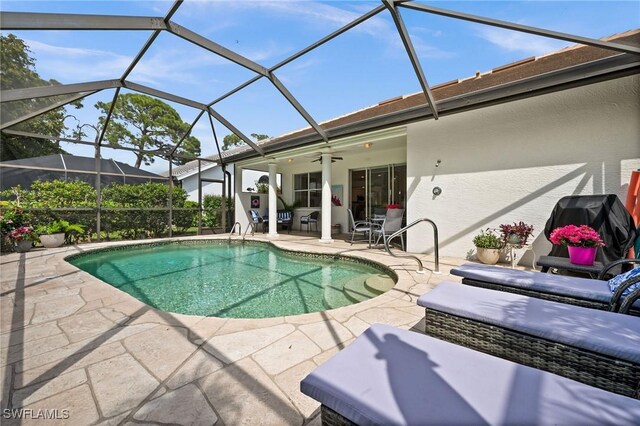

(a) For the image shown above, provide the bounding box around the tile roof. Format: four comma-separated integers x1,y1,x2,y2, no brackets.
170,29,639,174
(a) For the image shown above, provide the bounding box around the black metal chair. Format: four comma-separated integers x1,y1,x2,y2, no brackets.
300,211,319,233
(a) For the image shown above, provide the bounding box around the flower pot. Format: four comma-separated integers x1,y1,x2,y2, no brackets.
568,246,597,266
14,240,32,253
476,247,501,265
507,234,523,245
39,232,65,248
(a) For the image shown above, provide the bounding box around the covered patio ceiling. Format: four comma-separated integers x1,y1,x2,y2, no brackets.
1,0,639,167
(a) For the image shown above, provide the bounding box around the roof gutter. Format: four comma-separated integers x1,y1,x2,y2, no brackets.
224,53,640,163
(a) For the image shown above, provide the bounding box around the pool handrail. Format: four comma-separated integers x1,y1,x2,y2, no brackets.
228,222,241,243
384,217,439,274
243,222,255,239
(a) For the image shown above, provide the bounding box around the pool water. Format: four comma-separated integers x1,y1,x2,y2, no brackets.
69,242,394,318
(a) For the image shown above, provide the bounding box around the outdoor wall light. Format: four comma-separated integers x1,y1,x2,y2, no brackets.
435,159,441,167
287,158,293,163
432,187,442,196
364,143,373,149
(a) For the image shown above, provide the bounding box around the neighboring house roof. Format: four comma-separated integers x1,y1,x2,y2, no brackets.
165,144,248,178
170,29,639,171
1,154,165,190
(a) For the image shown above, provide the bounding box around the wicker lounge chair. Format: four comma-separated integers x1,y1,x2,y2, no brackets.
301,323,640,425
417,281,640,398
450,259,640,314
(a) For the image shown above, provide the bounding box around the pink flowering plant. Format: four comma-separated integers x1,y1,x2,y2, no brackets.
8,226,37,242
549,225,605,248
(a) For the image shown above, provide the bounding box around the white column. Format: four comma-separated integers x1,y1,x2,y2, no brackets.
320,153,332,243
268,162,278,237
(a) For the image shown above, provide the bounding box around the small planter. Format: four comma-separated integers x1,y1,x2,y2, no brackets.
14,240,33,253
39,233,66,248
568,246,597,266
476,247,501,265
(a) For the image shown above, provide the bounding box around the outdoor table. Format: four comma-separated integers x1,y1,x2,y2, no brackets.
537,255,605,279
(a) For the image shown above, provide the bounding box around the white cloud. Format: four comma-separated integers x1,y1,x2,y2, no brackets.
25,39,133,81
477,27,569,56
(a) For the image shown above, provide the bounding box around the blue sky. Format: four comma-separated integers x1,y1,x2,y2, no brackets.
2,0,639,173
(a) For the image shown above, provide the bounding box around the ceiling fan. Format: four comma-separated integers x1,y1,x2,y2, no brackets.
311,155,343,164
308,151,344,164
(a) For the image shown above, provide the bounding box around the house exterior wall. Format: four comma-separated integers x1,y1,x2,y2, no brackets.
406,75,640,263
179,165,234,202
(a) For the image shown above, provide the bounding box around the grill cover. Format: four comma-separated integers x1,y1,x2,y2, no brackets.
543,194,637,266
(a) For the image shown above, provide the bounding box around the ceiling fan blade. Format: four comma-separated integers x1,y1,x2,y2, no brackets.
311,158,321,162
334,156,343,160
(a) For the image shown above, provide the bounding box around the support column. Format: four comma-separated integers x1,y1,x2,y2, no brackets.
268,162,278,237
95,145,101,242
320,153,332,243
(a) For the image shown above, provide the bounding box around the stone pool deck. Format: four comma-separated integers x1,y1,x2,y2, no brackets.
1,234,464,425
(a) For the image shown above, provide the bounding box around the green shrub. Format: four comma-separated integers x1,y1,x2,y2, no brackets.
472,229,503,249
203,194,234,228
174,200,198,234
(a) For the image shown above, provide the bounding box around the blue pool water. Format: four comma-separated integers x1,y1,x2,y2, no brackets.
68,241,394,318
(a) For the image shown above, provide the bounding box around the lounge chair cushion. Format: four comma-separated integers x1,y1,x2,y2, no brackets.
417,281,640,363
609,267,640,296
450,263,613,302
300,323,640,426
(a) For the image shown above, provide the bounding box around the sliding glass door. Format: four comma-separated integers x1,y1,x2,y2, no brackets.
349,164,406,223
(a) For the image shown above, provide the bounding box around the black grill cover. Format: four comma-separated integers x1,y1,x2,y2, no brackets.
543,195,637,267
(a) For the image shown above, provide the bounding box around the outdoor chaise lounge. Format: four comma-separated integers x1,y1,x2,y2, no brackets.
300,323,640,426
450,259,640,314
417,281,640,398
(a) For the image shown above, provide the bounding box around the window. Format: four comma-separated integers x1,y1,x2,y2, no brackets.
294,172,322,207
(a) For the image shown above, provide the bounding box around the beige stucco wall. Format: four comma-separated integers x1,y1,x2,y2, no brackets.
406,74,640,262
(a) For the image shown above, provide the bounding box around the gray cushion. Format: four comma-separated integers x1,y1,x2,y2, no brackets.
450,263,613,302
417,281,640,363
301,323,640,426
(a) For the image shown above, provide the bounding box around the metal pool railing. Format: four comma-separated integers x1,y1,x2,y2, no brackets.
384,217,440,274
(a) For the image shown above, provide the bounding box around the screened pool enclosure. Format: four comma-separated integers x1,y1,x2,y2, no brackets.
1,1,638,241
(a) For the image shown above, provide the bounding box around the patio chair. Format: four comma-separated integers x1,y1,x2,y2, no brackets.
247,210,265,233
276,210,293,233
450,259,640,315
417,281,640,398
301,324,640,426
372,208,405,250
347,208,375,246
299,211,319,233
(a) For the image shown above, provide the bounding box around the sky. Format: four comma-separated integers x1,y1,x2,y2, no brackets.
2,0,639,174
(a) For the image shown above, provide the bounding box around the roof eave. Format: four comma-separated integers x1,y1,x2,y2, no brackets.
225,53,639,163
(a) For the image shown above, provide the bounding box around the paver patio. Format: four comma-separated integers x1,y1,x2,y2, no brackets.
1,234,463,425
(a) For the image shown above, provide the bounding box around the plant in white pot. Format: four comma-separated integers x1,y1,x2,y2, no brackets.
36,220,84,248
472,229,504,265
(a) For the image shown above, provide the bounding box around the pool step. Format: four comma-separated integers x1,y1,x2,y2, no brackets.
343,277,372,304
364,274,395,294
326,274,396,308
323,285,348,310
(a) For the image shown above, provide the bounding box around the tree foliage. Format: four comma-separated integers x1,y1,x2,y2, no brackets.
94,94,201,168
221,133,269,151
0,34,80,160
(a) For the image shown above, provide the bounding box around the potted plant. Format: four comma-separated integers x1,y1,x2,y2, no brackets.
499,221,534,246
36,220,85,248
549,224,605,266
473,228,503,265
9,226,37,253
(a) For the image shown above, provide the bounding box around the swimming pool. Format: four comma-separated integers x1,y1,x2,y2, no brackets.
67,240,396,318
